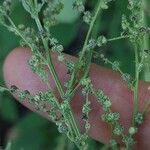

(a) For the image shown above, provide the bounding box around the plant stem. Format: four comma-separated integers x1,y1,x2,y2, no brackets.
69,0,102,90
34,14,83,148
7,16,46,64
34,17,65,98
142,0,150,81
67,102,80,137
81,0,102,57
0,86,9,92
63,3,104,141
132,44,140,126
107,35,129,42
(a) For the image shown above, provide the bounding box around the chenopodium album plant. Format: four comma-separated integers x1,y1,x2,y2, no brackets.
0,0,150,149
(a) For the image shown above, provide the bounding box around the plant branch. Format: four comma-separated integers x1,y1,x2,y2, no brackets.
34,16,65,98
107,35,129,42
132,44,140,126
142,0,150,81
69,0,103,91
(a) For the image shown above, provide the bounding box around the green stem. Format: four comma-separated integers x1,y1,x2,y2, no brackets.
107,35,129,42
142,0,150,81
7,18,32,48
6,16,63,112
33,14,82,148
34,17,65,98
72,34,130,93
67,103,80,137
7,16,46,64
33,15,82,142
62,2,104,141
0,86,9,92
132,44,140,125
69,0,102,90
81,0,102,57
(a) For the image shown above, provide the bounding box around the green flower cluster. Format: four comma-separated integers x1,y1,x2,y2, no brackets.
96,90,124,137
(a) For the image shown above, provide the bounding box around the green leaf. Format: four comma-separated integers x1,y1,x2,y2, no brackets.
0,96,18,122
11,113,59,150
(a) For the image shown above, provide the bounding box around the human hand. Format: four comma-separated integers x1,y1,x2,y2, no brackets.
3,47,150,150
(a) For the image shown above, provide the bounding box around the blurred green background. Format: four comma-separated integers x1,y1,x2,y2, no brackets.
0,0,149,150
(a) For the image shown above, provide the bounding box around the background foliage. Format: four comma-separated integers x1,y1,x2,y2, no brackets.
0,0,149,149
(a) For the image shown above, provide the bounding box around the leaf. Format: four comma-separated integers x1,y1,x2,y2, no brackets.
11,113,58,150
0,95,18,122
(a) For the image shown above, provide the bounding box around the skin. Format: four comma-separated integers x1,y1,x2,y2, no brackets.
3,47,150,149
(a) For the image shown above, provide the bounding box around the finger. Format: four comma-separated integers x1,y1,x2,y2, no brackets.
3,47,150,149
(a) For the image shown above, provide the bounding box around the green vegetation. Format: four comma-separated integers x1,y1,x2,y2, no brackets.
0,0,150,149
